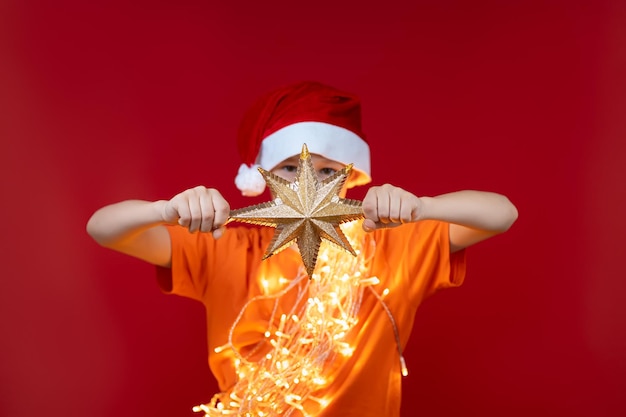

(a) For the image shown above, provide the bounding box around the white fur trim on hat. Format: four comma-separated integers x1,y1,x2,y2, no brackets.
234,163,266,196
257,121,371,186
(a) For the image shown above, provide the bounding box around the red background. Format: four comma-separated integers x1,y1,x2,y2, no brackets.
1,1,624,416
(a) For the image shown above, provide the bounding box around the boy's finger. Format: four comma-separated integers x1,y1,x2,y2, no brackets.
388,196,401,223
212,196,230,229
199,193,215,233
176,200,191,228
362,218,377,232
188,199,203,233
212,226,226,240
362,218,401,232
376,192,391,224
375,221,401,230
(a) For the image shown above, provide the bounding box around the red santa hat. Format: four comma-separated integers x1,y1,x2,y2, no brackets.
234,81,371,196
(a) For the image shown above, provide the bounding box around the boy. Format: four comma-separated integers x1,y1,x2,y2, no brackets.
87,81,518,416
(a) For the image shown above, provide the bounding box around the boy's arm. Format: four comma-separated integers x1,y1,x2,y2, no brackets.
361,185,518,252
86,186,230,267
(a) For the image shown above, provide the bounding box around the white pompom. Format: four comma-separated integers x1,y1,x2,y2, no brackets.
234,163,266,196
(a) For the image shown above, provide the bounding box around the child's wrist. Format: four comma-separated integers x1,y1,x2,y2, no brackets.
416,196,434,222
152,200,172,224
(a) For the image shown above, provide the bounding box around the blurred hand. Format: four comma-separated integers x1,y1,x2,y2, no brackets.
362,184,423,232
161,186,230,238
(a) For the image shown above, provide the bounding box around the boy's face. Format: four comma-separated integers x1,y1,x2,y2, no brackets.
271,153,351,197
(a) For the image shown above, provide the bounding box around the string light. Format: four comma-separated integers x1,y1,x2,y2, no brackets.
193,221,407,416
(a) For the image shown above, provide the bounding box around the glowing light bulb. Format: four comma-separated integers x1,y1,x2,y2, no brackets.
400,356,409,377
312,376,326,385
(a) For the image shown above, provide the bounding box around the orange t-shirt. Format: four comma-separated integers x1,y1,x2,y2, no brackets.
159,220,466,417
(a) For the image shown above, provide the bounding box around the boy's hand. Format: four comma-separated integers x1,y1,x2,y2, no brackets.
161,186,230,238
362,184,423,232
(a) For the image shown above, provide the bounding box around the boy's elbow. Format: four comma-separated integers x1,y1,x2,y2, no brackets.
501,199,519,232
86,213,107,246
86,215,96,239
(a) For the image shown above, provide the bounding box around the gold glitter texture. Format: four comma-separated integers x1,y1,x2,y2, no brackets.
229,144,364,276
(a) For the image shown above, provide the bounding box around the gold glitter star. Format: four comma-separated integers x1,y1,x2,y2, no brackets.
229,144,364,277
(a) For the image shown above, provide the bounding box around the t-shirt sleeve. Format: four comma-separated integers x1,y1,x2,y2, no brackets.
385,220,467,303
156,225,269,303
418,220,466,298
156,225,214,302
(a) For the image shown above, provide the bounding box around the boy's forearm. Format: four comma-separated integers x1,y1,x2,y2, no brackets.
419,190,518,232
86,199,168,247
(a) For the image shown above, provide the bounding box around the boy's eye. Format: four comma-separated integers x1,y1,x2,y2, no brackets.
318,167,337,177
280,165,297,173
